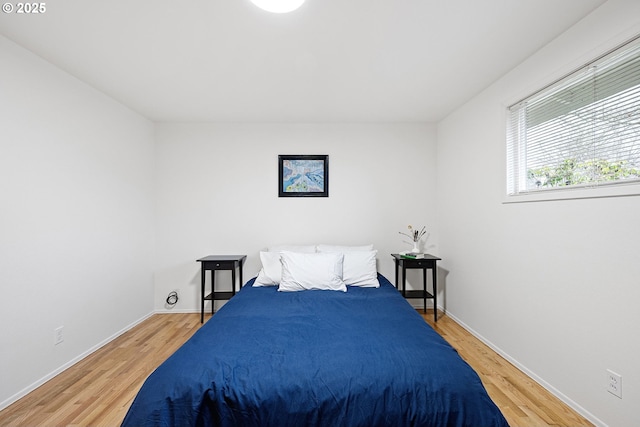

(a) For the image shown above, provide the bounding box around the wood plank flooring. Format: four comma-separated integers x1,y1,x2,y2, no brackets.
0,311,593,426
421,312,593,427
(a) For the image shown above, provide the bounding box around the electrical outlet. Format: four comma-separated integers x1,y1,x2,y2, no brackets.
54,326,64,345
606,369,622,398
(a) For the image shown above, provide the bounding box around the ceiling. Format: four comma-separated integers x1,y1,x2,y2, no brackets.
0,0,607,123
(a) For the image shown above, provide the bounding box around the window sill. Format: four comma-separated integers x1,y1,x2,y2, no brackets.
503,182,640,204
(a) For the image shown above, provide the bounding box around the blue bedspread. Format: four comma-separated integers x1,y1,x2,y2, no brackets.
122,275,509,427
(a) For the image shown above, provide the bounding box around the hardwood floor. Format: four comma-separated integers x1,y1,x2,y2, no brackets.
0,315,202,427
0,311,593,426
421,312,593,427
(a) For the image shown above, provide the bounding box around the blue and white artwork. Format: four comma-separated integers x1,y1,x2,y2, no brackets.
282,159,325,193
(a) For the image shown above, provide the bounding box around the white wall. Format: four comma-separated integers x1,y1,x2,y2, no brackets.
436,1,640,426
154,123,438,311
5,2,636,424
0,36,155,408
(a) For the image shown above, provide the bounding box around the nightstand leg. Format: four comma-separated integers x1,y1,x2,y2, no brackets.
394,260,399,289
200,266,205,323
432,266,437,322
232,266,236,296
211,270,216,315
423,268,427,314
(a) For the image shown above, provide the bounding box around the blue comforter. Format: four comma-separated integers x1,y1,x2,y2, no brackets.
122,275,509,427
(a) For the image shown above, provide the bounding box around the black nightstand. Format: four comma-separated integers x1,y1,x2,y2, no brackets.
391,254,441,322
197,255,247,323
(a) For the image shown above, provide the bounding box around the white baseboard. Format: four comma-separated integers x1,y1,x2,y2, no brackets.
0,311,155,412
443,309,606,427
154,308,199,314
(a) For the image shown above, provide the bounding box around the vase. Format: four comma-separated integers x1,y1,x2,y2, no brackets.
412,241,420,253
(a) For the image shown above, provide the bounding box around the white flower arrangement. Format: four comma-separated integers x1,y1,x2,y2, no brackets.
399,225,428,253
399,225,426,243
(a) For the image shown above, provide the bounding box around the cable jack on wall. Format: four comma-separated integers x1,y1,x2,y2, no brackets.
166,291,179,308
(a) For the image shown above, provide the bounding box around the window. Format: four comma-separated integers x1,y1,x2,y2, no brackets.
506,37,640,198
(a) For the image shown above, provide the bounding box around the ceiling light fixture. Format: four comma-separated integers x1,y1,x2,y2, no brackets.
250,0,305,14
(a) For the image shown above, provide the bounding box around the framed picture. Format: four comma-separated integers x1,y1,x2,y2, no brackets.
278,155,329,197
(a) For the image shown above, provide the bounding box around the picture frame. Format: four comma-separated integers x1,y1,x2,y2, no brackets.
278,155,329,197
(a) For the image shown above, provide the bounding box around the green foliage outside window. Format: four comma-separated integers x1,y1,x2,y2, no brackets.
528,158,640,188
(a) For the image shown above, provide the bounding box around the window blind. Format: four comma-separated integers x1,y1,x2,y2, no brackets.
507,36,640,196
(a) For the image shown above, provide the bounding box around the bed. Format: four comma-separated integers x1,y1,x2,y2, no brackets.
122,250,508,427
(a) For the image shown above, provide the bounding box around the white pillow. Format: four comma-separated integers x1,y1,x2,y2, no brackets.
316,244,374,252
278,252,346,292
253,251,282,287
318,249,380,288
268,245,317,253
343,250,379,287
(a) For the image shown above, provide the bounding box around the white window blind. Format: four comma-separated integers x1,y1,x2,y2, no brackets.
507,37,640,197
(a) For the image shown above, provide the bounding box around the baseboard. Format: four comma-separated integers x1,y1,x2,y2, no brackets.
154,308,200,314
443,309,606,427
0,311,155,412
